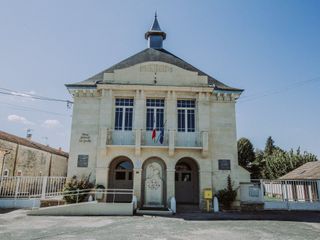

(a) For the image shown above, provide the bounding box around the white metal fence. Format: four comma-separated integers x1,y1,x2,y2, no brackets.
263,179,319,202
240,179,320,211
0,176,66,199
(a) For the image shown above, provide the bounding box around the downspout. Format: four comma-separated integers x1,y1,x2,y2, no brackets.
12,144,19,176
48,153,53,176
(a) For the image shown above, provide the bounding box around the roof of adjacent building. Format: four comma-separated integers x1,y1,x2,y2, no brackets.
66,48,243,92
279,161,320,180
0,130,69,158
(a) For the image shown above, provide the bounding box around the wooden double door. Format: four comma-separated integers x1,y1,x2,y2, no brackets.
175,158,199,204
108,158,133,203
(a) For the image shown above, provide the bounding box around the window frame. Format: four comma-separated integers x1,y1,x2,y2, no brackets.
177,99,196,132
146,99,165,131
114,98,134,131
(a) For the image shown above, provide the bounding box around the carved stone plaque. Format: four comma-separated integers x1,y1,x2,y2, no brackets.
144,162,163,207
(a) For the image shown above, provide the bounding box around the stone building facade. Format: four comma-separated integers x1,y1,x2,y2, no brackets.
66,15,249,209
0,130,68,177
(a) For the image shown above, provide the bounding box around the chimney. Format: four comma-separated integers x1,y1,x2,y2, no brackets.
26,129,32,140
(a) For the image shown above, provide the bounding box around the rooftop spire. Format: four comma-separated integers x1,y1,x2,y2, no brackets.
145,13,166,49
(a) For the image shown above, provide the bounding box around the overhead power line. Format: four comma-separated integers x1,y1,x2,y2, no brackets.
238,76,320,103
0,87,73,107
0,101,72,117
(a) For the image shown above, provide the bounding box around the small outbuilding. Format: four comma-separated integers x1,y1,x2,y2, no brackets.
280,161,320,180
0,130,68,177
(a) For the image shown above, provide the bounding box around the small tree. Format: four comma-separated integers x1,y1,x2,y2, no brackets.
63,175,94,203
264,136,275,156
237,138,255,170
218,175,237,210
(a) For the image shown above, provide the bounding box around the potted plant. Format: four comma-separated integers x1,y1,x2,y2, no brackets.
217,175,237,210
63,175,94,204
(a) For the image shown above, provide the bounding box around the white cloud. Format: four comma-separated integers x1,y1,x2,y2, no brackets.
42,119,61,128
7,114,34,125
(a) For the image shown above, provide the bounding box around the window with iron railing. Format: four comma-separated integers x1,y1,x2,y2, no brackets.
146,99,164,131
114,98,134,131
177,100,195,132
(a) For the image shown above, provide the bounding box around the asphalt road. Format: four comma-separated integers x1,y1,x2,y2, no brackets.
0,210,319,240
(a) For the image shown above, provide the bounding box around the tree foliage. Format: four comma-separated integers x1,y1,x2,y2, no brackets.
238,137,318,180
237,138,255,170
264,136,275,155
63,175,94,203
218,175,237,209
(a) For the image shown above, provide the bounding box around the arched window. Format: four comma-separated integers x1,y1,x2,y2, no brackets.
116,161,133,170
114,160,133,180
175,162,192,182
175,163,191,171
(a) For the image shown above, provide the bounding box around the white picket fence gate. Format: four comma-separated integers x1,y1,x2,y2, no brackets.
0,176,66,199
240,179,320,211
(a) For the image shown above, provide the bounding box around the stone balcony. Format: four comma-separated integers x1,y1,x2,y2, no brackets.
106,129,208,156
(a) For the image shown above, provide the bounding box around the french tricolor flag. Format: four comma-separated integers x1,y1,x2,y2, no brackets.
151,127,157,142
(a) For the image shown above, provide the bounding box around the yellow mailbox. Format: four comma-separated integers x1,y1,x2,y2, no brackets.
203,188,213,212
204,188,213,199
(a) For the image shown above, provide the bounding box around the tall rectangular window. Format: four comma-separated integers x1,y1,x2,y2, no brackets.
177,100,195,132
146,99,164,130
114,98,134,131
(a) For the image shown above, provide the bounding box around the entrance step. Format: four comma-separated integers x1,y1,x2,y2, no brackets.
177,204,201,213
136,207,173,216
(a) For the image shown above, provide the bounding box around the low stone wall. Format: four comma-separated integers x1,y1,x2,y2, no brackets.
0,199,40,209
28,201,133,216
240,202,264,211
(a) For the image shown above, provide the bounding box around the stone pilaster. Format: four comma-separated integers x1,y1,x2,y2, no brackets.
95,89,112,186
134,90,145,130
166,167,175,203
133,167,142,206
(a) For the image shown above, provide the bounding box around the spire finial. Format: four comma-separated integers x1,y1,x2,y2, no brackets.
145,13,166,49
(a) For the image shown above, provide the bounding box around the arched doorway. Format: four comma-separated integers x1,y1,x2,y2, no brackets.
108,156,133,202
142,158,166,208
175,158,199,204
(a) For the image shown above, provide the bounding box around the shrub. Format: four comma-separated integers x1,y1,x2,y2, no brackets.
218,175,237,209
63,175,94,204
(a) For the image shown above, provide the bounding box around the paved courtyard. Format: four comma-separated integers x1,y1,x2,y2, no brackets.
0,210,320,240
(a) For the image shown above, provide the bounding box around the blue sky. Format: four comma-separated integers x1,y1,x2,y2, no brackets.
0,0,319,157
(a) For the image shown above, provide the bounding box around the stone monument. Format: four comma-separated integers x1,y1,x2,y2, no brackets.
144,162,163,207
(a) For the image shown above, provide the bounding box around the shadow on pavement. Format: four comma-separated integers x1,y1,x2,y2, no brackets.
0,208,17,214
165,211,320,223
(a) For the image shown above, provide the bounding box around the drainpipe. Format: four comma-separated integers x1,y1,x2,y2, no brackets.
12,144,19,176
48,153,53,176
317,180,320,201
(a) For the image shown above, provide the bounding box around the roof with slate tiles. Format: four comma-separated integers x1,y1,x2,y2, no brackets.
66,48,243,91
279,161,320,180
66,15,243,92
0,130,68,158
